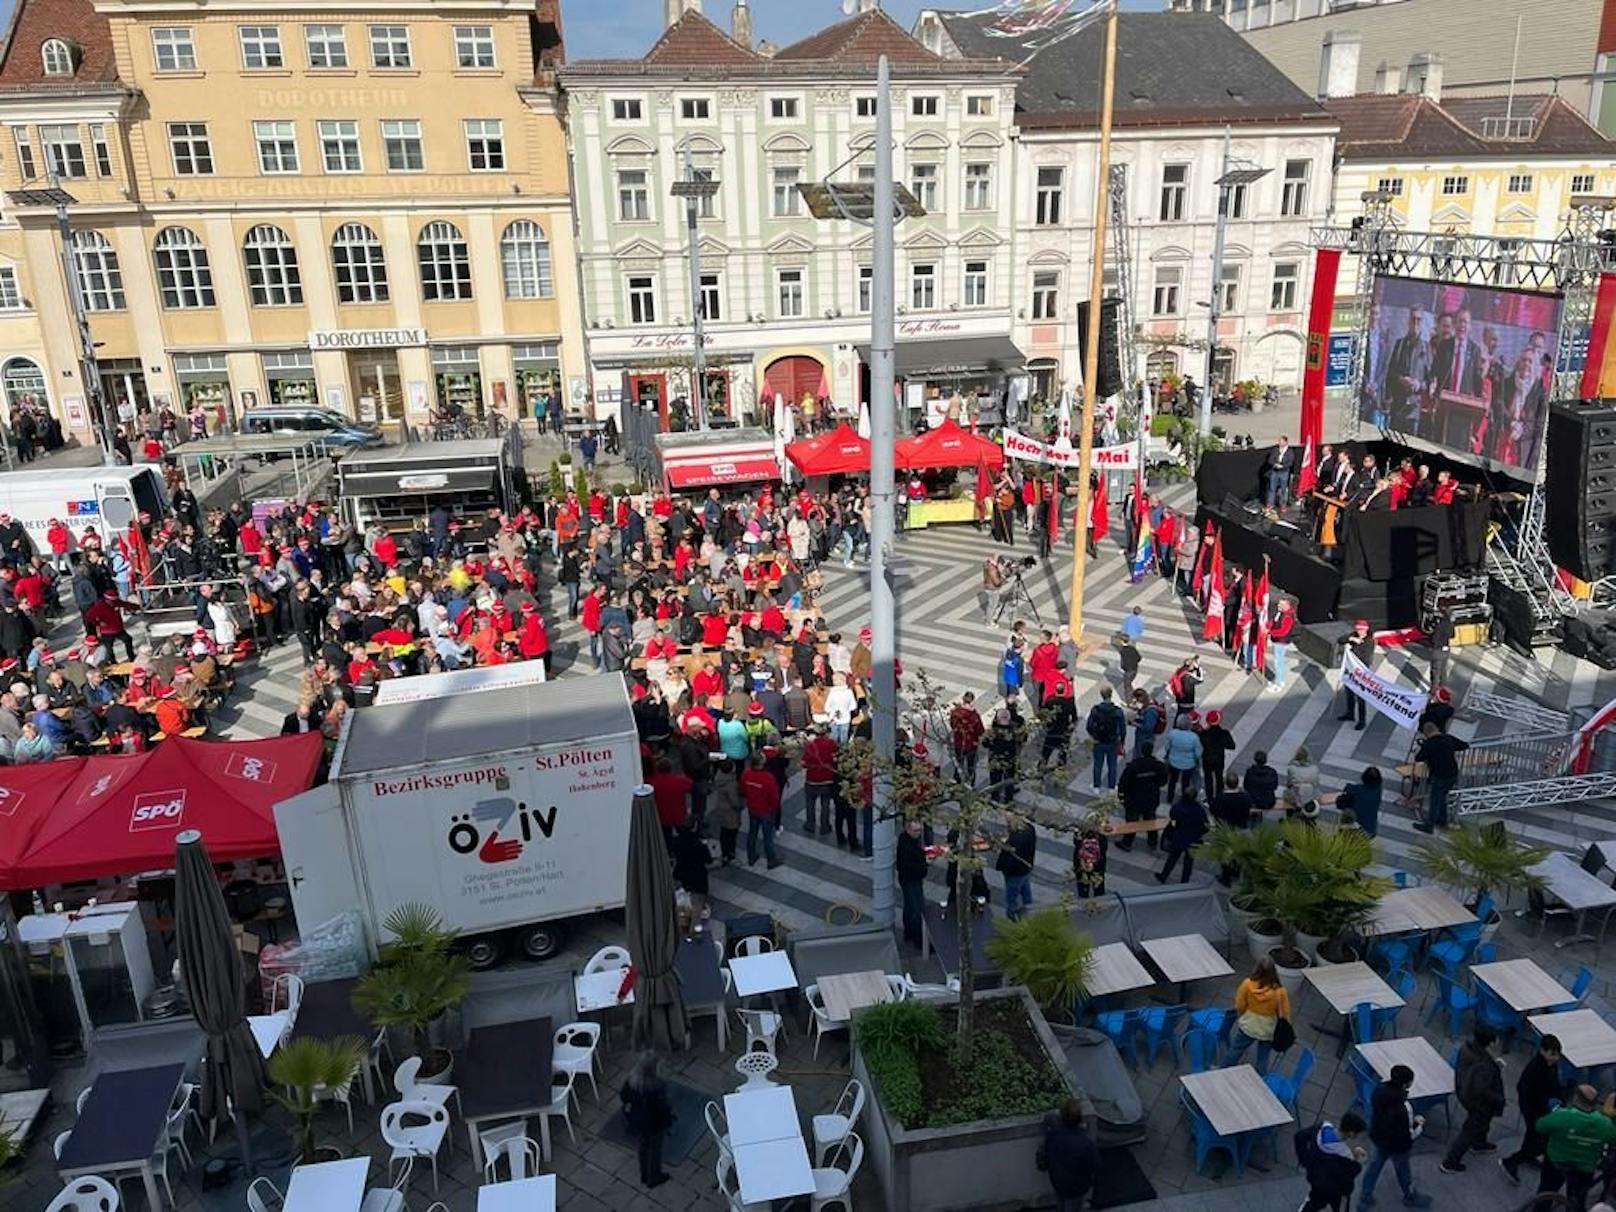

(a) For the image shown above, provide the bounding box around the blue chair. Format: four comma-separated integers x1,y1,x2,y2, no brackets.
1551,965,1595,1012
1180,1088,1247,1176
1140,1004,1189,1066
1350,1001,1378,1045
1473,941,1498,964
1097,1008,1140,1066
1476,983,1524,1045
1424,971,1476,1037
1183,1027,1219,1074
1346,1051,1380,1116
1264,1045,1314,1115
1189,1007,1236,1056
1393,870,1410,888
1372,971,1416,1038
1426,925,1481,982
1368,933,1415,976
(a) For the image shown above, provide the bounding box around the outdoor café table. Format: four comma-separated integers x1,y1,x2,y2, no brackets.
1365,886,1475,936
729,950,798,998
55,1062,183,1211
1526,1009,1616,1070
724,1085,801,1146
1356,1038,1456,1102
817,970,893,1022
573,968,635,1014
674,936,726,1008
1529,852,1616,947
478,1175,558,1212
1140,934,1235,984
458,1016,554,1167
1305,962,1405,1055
289,977,377,1099
248,1010,290,1058
1180,1066,1294,1138
1473,959,1575,1014
1085,942,1155,998
724,1085,814,1203
284,1156,369,1212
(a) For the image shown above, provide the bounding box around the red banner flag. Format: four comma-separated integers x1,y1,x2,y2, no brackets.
1582,273,1616,399
1299,248,1340,478
1191,522,1212,600
1091,471,1109,545
1254,563,1272,673
1201,530,1225,644
1047,475,1060,544
1234,566,1255,657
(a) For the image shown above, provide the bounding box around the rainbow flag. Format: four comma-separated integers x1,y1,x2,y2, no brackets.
1129,472,1153,582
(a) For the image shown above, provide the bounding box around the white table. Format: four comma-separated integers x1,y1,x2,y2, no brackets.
284,1157,369,1212
1530,852,1616,947
574,969,635,1014
1356,1038,1455,1102
732,1135,815,1203
478,1175,558,1211
248,1011,290,1059
1526,1008,1616,1069
1180,1066,1294,1137
1366,886,1476,936
729,950,798,997
1305,962,1405,1014
1140,934,1234,984
1086,943,1155,997
1473,959,1575,1013
724,1086,801,1146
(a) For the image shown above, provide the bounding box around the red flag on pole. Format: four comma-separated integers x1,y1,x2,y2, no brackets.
1047,475,1060,544
1254,562,1272,673
1298,246,1340,477
1234,567,1255,658
974,458,991,521
1091,471,1109,545
1202,530,1225,643
1297,434,1316,498
1191,522,1212,600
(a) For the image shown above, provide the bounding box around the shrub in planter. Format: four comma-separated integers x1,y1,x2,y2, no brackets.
984,908,1094,1018
548,461,566,500
268,1035,366,1162
1414,820,1548,913
1261,822,1391,965
352,904,470,1082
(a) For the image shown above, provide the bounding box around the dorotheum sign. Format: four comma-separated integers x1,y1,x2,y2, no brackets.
309,327,427,352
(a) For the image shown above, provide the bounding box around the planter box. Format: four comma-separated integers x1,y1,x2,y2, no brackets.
851,986,1083,1212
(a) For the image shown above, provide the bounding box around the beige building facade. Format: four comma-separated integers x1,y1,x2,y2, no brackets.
0,0,583,445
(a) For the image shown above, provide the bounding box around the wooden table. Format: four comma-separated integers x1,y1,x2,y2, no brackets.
1366,886,1475,936
1180,1066,1294,1137
817,970,893,1022
1473,959,1574,1013
1305,962,1406,1014
1086,942,1155,997
1140,934,1234,984
1356,1038,1456,1101
285,1157,369,1212
1526,1008,1616,1068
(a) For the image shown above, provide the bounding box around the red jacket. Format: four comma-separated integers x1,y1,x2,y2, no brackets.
739,768,780,819
518,615,549,658
649,771,693,827
643,634,677,661
13,574,46,610
84,597,135,636
802,735,838,785
691,667,722,701
950,704,985,753
1271,612,1295,642
45,523,70,555
580,593,603,634
1028,642,1059,688
701,613,729,646
760,606,786,635
373,534,398,568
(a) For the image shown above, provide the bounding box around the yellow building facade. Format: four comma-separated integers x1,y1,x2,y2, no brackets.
0,0,583,443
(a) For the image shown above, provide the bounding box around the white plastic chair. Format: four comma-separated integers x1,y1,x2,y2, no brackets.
380,1099,450,1192
482,1134,542,1184
360,1156,410,1212
53,1128,72,1160
733,934,774,957
704,1099,732,1162
809,1132,864,1212
884,974,909,1002
902,972,959,1000
392,1055,462,1117
75,1088,92,1115
716,1154,767,1212
812,1080,866,1166
737,1006,783,1057
269,972,305,1019
363,1028,393,1104
245,1175,285,1212
163,1102,194,1169
535,1068,577,1160
553,1022,602,1103
45,1177,119,1212
584,945,631,974
168,1081,203,1153
314,1067,360,1137
804,984,848,1059
733,1051,778,1089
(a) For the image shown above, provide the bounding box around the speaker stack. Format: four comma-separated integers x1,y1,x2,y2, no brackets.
1546,400,1616,582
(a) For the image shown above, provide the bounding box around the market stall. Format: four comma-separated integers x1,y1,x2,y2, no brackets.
784,423,871,479
654,427,781,491
895,420,1003,528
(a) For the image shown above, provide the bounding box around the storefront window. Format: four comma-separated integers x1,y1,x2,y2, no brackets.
514,342,560,422
432,347,483,420
264,349,316,409
172,352,231,433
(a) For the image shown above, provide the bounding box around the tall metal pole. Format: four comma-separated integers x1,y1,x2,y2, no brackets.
682,145,708,430
51,173,113,463
1200,125,1232,436
868,54,898,926
1066,4,1118,639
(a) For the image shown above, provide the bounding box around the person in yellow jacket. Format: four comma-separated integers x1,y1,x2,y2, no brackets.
1225,955,1291,1075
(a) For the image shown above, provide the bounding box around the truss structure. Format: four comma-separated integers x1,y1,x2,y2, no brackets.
1108,163,1144,410
1457,690,1572,735
1453,770,1616,816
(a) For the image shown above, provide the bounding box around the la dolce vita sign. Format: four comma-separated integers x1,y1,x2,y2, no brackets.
309,327,428,352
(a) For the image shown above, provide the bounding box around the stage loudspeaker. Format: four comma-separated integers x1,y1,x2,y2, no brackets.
1547,400,1616,581
1075,298,1123,399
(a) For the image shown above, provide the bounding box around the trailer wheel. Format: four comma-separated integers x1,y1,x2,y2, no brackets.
463,934,506,971
520,922,565,962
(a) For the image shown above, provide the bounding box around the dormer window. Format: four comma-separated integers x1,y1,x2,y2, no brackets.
41,38,75,77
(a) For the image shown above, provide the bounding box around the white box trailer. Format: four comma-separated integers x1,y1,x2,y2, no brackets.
273,675,637,968
0,465,168,544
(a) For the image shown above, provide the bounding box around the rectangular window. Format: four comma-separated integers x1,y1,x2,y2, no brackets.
911,263,936,310
618,169,650,221
167,122,213,175
680,98,710,120
627,275,656,325
1280,158,1311,217
965,94,993,116
963,162,993,210
304,24,347,68
239,26,283,69
857,265,873,314
369,25,411,68
698,271,721,321
151,27,196,72
454,26,496,68
963,259,988,308
855,164,875,184
1035,165,1063,226
381,119,423,172
89,124,111,177
856,96,876,118
776,268,804,318
1507,173,1534,194
1227,180,1248,220
1031,270,1059,320
40,124,85,179
12,129,34,181
612,98,643,122
1159,163,1188,222
253,120,299,174
317,119,362,173
772,166,801,217
910,163,938,212
1270,262,1299,311
464,119,505,171
0,267,21,311
1218,264,1241,313
1101,267,1120,299
1377,176,1404,197
1573,173,1597,194
769,97,798,120
1152,265,1181,316
911,95,939,117
1442,175,1469,195
690,166,716,218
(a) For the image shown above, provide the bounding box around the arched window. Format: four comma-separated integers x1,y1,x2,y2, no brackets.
500,219,552,300
417,221,471,301
69,230,124,311
152,226,215,309
41,39,74,77
331,222,389,304
242,224,303,306
2,357,47,420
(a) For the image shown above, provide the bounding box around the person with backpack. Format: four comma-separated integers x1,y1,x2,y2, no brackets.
1156,789,1208,884
1129,688,1165,758
999,636,1026,698
1168,656,1203,711
1441,1027,1506,1173
1359,1065,1433,1210
1085,686,1127,790
1297,1112,1368,1212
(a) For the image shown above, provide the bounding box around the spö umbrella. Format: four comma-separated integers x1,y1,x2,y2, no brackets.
174,828,267,1163
625,785,688,1051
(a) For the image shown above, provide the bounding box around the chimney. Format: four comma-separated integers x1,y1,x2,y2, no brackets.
1372,60,1402,95
1316,29,1361,100
1406,52,1444,101
855,0,879,12
664,0,700,28
731,0,751,46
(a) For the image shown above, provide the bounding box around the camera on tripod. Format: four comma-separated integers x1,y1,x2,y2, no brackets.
1017,555,1038,570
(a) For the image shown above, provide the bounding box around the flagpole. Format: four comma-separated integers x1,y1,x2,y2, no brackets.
1067,0,1118,639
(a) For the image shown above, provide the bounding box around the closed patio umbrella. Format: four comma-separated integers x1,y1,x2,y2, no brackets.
625,786,688,1051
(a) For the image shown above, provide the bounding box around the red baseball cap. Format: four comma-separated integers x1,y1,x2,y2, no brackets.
1206,710,1222,725
859,627,873,643
747,701,764,717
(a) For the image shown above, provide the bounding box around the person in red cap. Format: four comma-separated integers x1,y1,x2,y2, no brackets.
1200,709,1236,797
850,627,873,683
517,602,550,674
1336,619,1375,730
1420,686,1456,734
84,587,140,661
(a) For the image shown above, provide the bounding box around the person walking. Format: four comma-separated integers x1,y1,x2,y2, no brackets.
1225,956,1289,1076
1156,790,1208,884
1199,709,1236,797
740,752,781,869
1116,740,1168,853
1412,723,1469,834
619,1051,675,1189
1357,1065,1433,1211
1535,1084,1616,1209
1039,678,1077,772
1116,633,1141,700
1440,1027,1506,1173
801,724,838,834
1085,686,1127,790
1501,1034,1564,1184
896,817,929,948
1162,713,1203,802
1038,1097,1098,1212
996,814,1036,920
1298,1113,1369,1212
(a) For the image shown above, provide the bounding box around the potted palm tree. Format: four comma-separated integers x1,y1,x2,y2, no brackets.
1196,821,1280,932
352,903,471,1083
1414,821,1549,940
267,1035,366,1164
984,908,1095,1019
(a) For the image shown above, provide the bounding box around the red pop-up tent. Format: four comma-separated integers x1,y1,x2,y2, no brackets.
784,423,872,477
0,758,87,887
7,734,323,888
896,419,1004,472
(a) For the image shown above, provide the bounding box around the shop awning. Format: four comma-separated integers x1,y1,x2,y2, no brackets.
340,467,496,496
664,455,781,489
785,423,871,477
856,335,1026,379
896,419,1005,471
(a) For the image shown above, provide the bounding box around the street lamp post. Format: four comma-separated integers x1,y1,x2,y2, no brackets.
1199,133,1269,435
671,147,720,430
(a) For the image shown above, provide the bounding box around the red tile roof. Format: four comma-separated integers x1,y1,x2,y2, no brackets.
0,0,119,88
644,10,760,68
773,8,941,65
1327,92,1615,160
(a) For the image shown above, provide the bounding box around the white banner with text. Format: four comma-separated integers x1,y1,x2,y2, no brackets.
1340,650,1429,730
1002,430,1139,471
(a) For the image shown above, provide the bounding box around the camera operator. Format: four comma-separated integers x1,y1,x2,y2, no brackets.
982,552,1009,622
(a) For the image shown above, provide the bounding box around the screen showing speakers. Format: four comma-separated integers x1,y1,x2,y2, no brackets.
1357,274,1564,476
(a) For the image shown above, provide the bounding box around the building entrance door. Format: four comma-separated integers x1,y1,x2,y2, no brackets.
348,350,403,422
98,358,148,430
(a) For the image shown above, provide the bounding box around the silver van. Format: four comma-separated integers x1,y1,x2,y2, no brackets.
240,406,382,448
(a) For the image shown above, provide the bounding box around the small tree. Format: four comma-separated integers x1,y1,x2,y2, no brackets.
1414,821,1548,907
352,904,471,1078
267,1035,366,1161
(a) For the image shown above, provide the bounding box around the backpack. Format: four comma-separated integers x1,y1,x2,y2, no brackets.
1150,702,1169,735
1293,1123,1322,1170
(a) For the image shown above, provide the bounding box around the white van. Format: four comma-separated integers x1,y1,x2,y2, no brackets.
0,466,168,544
